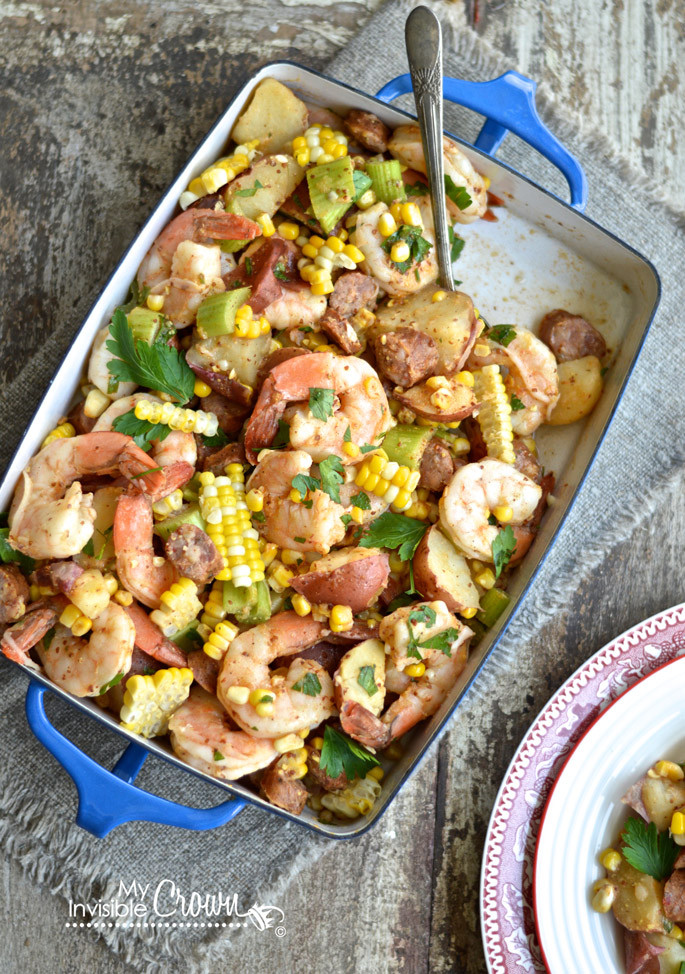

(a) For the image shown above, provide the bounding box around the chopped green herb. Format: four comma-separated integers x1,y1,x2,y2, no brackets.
318,454,344,504
129,465,163,480
405,604,438,659
357,665,378,697
444,174,472,211
302,499,313,510
120,280,151,314
381,224,432,273
319,725,380,780
213,750,224,761
340,514,352,526
244,256,253,276
258,694,274,705
309,387,335,422
447,225,465,263
418,627,458,657
0,528,35,574
491,525,517,578
252,511,266,523
360,443,377,454
233,179,263,198
291,473,319,501
360,512,428,561
112,408,172,451
293,536,306,544
292,673,322,696
405,182,428,197
488,325,517,347
343,425,352,443
621,817,678,881
81,538,95,557
99,672,125,695
386,591,417,613
201,428,230,449
510,394,525,412
350,492,371,511
42,626,56,651
273,262,289,282
106,309,195,404
272,419,291,449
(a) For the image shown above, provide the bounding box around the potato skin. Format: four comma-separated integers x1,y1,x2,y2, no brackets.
412,525,479,612
290,548,390,612
231,78,309,154
547,355,603,425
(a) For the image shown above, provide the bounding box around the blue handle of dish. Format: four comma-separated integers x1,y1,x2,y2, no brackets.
375,70,588,211
25,681,246,837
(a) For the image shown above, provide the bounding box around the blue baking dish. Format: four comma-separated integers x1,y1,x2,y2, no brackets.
0,61,660,838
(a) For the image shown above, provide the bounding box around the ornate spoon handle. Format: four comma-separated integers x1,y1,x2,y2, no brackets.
405,5,454,290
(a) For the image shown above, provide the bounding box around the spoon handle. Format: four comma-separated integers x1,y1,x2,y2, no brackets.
405,6,454,290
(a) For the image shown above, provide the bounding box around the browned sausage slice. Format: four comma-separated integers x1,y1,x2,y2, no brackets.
419,438,456,493
186,649,220,695
344,109,391,153
68,401,96,435
318,308,362,355
222,237,291,313
306,747,348,792
0,565,30,625
329,271,379,318
186,360,254,406
260,760,309,814
664,869,685,922
279,641,348,676
200,441,246,475
538,309,607,362
202,391,251,435
513,437,543,483
372,327,439,388
164,524,223,587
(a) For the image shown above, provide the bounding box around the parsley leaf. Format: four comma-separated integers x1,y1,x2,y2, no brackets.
357,665,378,697
0,528,35,574
293,536,305,544
447,225,465,263
405,181,428,197
350,491,371,511
106,309,194,404
99,672,125,695
112,408,172,451
309,387,335,422
444,174,472,211
42,626,56,651
233,179,263,198
291,473,319,501
360,443,377,454
381,224,432,274
621,817,678,881
406,605,438,659
360,512,428,561
419,627,458,657
319,725,380,780
273,262,289,282
202,428,229,448
292,673,321,696
510,394,525,412
272,419,291,449
488,324,517,347
81,538,95,557
492,525,517,578
213,750,224,761
319,455,344,505
244,256,253,276
252,511,266,523
386,592,417,613
120,280,150,314
340,514,352,527
487,514,498,526
343,425,352,443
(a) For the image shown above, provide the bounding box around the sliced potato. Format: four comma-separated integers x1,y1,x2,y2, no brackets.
75,485,121,570
69,569,111,619
231,78,309,154
547,355,602,426
225,155,304,221
394,376,476,421
372,285,477,375
188,331,272,391
645,933,685,972
290,547,389,612
412,525,480,613
610,857,665,932
333,638,386,716
641,776,685,831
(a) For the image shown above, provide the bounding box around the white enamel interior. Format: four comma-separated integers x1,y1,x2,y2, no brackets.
0,61,660,838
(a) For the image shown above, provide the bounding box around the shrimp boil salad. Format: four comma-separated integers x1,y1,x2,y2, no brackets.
0,80,610,823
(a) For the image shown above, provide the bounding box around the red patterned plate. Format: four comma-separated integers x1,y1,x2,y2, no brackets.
480,602,685,973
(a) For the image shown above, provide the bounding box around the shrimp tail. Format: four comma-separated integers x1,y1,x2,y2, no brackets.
118,440,167,495
244,375,285,463
339,701,390,749
1,600,64,668
193,211,261,242
124,602,187,667
148,460,195,503
382,693,427,743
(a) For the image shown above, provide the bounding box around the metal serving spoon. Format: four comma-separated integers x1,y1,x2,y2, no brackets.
405,5,454,290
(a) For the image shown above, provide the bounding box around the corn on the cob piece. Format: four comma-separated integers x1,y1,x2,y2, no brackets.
152,488,184,521
199,469,265,586
354,451,420,512
472,365,516,464
120,667,194,737
202,620,239,661
134,399,219,438
41,422,76,449
292,125,348,168
182,140,260,207
149,578,202,637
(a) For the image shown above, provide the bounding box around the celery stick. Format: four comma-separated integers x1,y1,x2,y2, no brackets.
153,504,206,542
352,169,372,200
239,580,271,625
381,424,433,469
220,239,250,253
476,588,510,628
223,580,255,617
306,157,356,235
366,160,406,204
196,287,251,338
127,307,162,345
169,619,203,653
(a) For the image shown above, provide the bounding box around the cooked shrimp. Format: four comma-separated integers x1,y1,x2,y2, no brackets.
340,601,472,747
263,286,327,331
244,351,392,464
8,432,164,560
354,200,438,297
113,491,176,608
439,458,542,562
246,450,347,554
388,124,487,224
1,601,63,670
94,393,197,470
169,687,280,780
217,611,335,738
37,602,135,697
468,328,559,434
88,327,137,400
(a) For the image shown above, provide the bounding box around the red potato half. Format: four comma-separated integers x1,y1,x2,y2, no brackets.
290,547,389,612
394,376,476,422
412,525,480,613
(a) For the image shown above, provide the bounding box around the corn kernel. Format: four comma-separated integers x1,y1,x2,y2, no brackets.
432,290,447,303
356,189,377,210
312,736,324,750
83,388,111,419
188,177,205,196
342,243,365,264
350,506,364,524
400,202,422,226
460,607,478,619
41,422,76,449
146,293,165,312
456,370,475,388
600,848,622,871
325,236,345,253
367,766,384,781
389,202,403,222
311,280,334,296
292,593,312,617
114,589,133,606
656,760,685,781
281,549,301,566
292,136,307,151
255,700,275,718
201,168,229,194
71,617,93,637
330,604,353,632
492,505,513,523
278,221,300,241
672,925,684,940
224,685,249,706
378,212,398,238
274,733,303,754
591,884,616,914
672,811,685,836
474,343,490,357
343,441,361,458
246,488,264,513
390,241,410,263
426,375,449,390
475,568,496,590
256,213,276,237
194,379,212,398
405,662,426,679
482,174,491,189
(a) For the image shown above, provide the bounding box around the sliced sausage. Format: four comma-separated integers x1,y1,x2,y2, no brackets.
513,437,543,483
325,620,380,643
344,109,391,153
222,237,292,314
318,308,362,355
203,391,250,435
0,565,30,625
372,327,439,389
164,524,223,587
32,559,84,596
664,869,685,922
187,360,254,407
187,192,224,211
419,438,456,493
186,649,220,695
279,641,347,676
538,309,607,363
306,746,348,792
510,472,555,566
199,441,246,475
329,271,378,319
260,760,309,814
68,400,96,435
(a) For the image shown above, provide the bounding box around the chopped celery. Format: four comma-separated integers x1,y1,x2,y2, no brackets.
127,306,163,345
466,617,487,647
239,580,272,626
169,619,203,653
223,579,254,617
153,504,206,542
220,239,250,253
196,287,251,338
352,169,373,200
306,157,356,235
381,424,433,470
476,588,510,628
366,160,406,204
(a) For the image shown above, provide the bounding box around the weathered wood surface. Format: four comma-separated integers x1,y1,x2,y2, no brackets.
1,1,683,972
